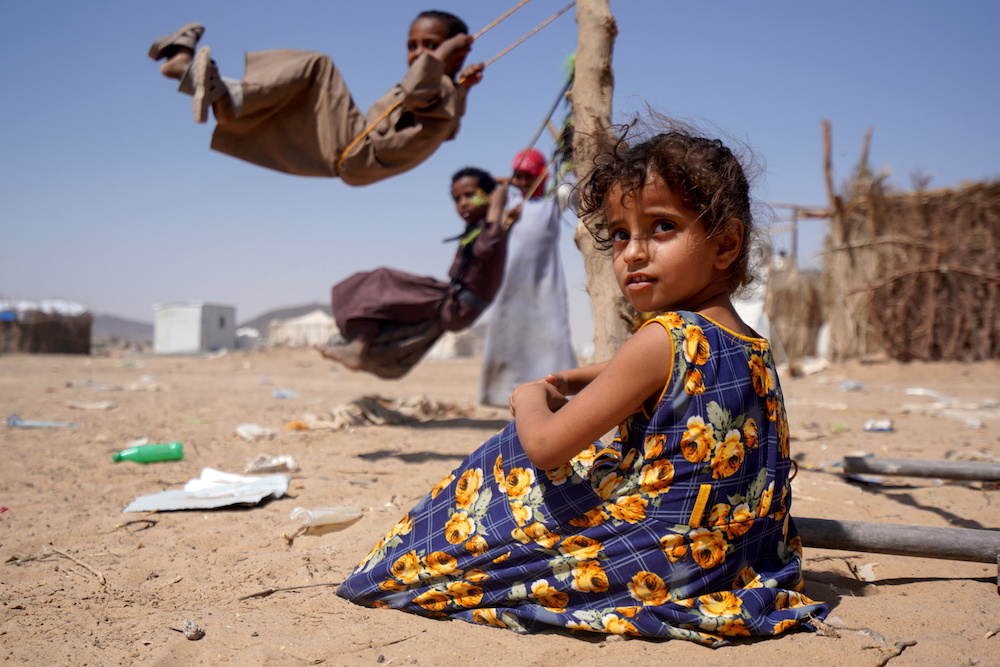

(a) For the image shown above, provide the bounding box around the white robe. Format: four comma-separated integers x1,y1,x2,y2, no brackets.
477,189,576,406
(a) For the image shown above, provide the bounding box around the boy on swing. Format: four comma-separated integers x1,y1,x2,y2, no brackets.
149,11,485,185
315,167,521,379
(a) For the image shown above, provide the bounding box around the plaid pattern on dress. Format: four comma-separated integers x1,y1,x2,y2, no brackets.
337,311,828,646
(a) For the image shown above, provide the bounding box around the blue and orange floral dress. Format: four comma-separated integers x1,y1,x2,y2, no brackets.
336,312,828,646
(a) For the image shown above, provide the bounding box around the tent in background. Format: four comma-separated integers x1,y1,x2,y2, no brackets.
268,309,338,348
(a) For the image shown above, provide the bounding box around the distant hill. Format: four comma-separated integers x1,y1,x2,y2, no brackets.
238,303,331,333
93,314,153,344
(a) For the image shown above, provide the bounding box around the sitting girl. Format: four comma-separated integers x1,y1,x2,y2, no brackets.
335,119,828,645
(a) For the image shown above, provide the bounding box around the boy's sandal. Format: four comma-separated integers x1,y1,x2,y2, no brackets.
148,22,204,61
192,46,228,124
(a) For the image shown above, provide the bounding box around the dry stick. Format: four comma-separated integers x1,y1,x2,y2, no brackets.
342,631,429,656
821,120,842,221
873,640,918,667
237,581,340,601
926,184,943,359
546,119,561,142
847,264,1000,295
114,518,158,532
821,235,938,253
46,546,106,586
378,633,422,649
4,552,43,565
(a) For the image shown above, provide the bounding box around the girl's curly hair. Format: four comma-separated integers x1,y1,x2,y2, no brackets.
578,119,761,293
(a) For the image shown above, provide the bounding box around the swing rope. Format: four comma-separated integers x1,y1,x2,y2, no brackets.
335,0,575,173
504,73,574,230
479,1,575,71
473,0,534,40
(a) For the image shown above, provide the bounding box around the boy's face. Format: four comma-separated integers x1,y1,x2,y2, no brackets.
511,170,535,197
407,17,465,77
451,176,489,225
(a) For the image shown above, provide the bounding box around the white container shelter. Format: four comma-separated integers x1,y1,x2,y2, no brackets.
154,301,236,355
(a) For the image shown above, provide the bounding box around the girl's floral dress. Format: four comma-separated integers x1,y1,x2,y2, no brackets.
337,312,828,646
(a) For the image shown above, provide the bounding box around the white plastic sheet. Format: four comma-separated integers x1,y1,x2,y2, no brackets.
122,467,289,512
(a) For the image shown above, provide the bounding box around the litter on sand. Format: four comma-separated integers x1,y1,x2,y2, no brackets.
243,453,300,474
299,394,477,431
235,423,279,442
290,506,362,528
863,418,894,432
66,400,117,411
7,414,78,429
121,467,289,512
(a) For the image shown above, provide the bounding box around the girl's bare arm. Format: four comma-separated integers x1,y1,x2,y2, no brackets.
543,361,610,396
511,323,672,470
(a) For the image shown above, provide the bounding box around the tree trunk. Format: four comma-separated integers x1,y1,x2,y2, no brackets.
571,0,632,361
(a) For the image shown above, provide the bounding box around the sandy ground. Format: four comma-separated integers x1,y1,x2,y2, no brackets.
2,349,999,666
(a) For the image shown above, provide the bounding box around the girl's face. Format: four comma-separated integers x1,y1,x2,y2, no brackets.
407,18,463,77
605,173,739,314
451,176,489,224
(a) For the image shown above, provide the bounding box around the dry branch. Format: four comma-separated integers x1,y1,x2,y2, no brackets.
237,581,340,601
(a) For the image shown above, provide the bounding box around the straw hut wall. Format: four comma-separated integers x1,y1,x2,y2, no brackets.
822,173,1000,361
13,311,93,355
765,259,824,362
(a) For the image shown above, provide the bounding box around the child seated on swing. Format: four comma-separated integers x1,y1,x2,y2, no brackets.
148,11,485,185
314,167,521,379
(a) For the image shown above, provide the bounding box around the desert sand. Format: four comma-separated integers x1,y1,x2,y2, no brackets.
2,349,998,666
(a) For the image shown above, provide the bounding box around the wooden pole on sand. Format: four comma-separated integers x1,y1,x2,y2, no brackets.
797,517,1000,564
843,456,1000,482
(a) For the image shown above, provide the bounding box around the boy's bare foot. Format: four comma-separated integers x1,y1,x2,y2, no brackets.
160,49,192,79
313,342,365,371
212,92,236,124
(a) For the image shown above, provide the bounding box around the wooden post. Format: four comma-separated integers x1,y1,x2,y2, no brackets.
797,517,1000,564
790,206,799,266
844,456,1000,481
571,0,631,362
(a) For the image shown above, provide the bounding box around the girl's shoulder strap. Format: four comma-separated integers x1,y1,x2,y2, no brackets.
638,310,703,335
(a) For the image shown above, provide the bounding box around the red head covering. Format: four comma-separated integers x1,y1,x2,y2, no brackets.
512,148,548,197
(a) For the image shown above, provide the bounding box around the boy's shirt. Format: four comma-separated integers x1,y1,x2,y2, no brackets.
338,53,468,185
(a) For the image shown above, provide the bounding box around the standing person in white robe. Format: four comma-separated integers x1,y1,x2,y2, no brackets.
478,148,576,406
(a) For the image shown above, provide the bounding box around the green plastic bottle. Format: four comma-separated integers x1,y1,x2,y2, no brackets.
112,442,184,463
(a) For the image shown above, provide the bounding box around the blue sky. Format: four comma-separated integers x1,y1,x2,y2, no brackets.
1,1,997,349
